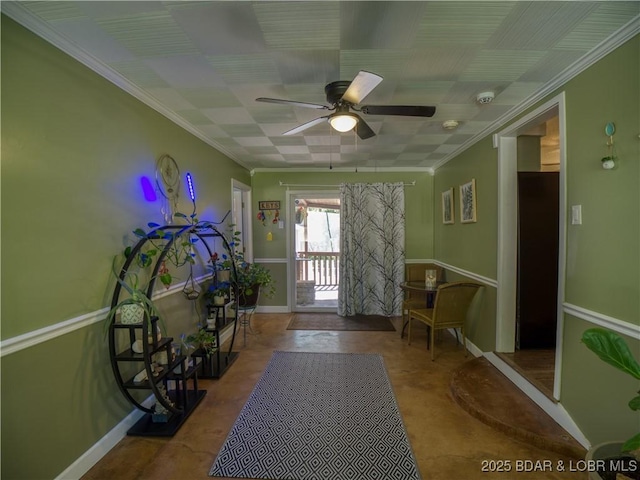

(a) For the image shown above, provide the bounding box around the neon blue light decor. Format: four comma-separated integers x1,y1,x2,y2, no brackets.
140,176,157,202
186,172,196,201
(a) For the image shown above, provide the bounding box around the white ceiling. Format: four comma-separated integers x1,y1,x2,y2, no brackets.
4,1,639,171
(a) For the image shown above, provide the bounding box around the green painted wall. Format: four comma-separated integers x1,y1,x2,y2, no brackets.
1,16,250,479
250,170,435,307
433,35,640,447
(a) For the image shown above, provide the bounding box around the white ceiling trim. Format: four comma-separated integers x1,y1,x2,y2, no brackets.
252,166,435,174
2,1,252,171
431,14,640,172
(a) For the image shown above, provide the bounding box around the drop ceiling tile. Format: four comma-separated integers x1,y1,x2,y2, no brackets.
276,145,311,155
518,50,584,82
144,55,223,88
272,50,340,84
76,1,165,19
206,54,281,85
170,2,268,55
219,124,265,137
416,2,515,46
235,137,274,148
405,48,477,81
403,144,439,154
203,108,254,125
178,87,242,109
253,154,287,165
493,82,543,105
472,104,513,121
390,81,455,105
197,125,230,138
270,136,308,147
486,2,597,50
339,49,410,80
461,50,547,82
21,1,86,21
556,3,640,50
432,104,480,121
95,11,198,58
282,154,317,164
248,106,298,124
456,121,492,134
246,146,280,155
147,88,196,112
444,134,476,145
410,134,453,145
176,109,212,125
253,2,340,50
47,18,136,63
339,2,427,49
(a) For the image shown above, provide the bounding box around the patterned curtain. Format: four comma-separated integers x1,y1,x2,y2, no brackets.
338,183,405,316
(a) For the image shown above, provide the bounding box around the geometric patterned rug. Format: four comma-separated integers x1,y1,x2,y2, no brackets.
286,313,397,331
209,351,421,479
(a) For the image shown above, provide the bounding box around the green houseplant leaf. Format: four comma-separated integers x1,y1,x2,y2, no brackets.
582,328,640,453
622,432,640,452
582,328,640,380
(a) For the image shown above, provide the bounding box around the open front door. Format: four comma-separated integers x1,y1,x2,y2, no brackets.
289,192,340,312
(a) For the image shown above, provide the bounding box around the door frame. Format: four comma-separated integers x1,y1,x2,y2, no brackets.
286,189,340,312
231,179,253,262
494,92,567,400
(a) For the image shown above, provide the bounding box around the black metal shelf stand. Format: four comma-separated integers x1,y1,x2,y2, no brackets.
108,222,239,436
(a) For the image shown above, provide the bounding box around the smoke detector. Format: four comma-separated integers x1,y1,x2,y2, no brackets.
477,91,495,104
442,120,459,130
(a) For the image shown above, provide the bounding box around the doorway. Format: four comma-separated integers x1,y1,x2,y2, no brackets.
495,93,566,401
288,192,340,312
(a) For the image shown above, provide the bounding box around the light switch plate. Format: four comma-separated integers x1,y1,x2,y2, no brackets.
571,205,582,225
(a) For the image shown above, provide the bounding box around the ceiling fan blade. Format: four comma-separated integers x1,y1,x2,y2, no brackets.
353,114,376,140
256,97,329,110
341,71,383,105
361,105,436,117
283,116,329,136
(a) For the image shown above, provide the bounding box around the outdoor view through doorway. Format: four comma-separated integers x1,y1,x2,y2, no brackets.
294,197,340,310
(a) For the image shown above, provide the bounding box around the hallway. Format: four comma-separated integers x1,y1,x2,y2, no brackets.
83,314,585,480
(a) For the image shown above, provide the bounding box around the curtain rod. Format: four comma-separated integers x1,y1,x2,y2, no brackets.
279,181,416,187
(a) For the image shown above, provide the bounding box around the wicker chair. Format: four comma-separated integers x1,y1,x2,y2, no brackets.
401,263,443,337
407,281,481,360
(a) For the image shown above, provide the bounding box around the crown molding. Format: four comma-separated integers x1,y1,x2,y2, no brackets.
432,14,640,172
1,2,251,172
252,166,434,174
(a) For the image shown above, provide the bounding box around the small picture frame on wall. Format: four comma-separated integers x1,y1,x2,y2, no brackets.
442,188,454,224
459,179,477,223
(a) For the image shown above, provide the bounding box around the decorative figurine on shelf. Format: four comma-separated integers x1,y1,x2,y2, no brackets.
152,385,174,423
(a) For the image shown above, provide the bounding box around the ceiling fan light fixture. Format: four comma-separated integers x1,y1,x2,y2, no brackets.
329,113,358,132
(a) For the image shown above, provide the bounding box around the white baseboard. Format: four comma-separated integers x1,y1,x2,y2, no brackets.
256,306,290,313
54,396,154,480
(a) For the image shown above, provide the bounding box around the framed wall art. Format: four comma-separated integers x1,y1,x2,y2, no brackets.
459,179,477,223
442,188,454,224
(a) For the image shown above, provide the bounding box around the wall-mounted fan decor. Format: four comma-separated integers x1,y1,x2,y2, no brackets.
256,71,436,139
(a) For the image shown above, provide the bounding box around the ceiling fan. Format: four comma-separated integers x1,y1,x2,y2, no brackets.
256,71,436,140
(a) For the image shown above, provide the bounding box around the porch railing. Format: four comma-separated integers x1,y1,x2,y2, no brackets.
296,252,340,287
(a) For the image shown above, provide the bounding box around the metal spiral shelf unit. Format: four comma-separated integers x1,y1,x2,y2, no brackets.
108,222,238,436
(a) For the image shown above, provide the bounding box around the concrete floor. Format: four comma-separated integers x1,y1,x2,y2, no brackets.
82,313,585,480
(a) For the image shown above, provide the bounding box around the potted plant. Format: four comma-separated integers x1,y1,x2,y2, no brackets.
184,328,217,356
582,328,640,480
105,256,163,336
205,280,231,306
222,228,275,307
